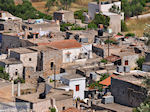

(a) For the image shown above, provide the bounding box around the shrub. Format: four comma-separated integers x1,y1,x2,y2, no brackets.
0,0,52,20
14,77,25,84
60,23,74,31
125,33,135,37
74,9,88,23
50,108,56,112
88,22,98,29
117,32,123,36
101,59,108,64
121,20,128,32
71,26,86,30
100,73,110,81
136,57,145,70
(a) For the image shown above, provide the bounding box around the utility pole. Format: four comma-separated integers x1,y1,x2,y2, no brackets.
54,64,56,88
108,35,110,57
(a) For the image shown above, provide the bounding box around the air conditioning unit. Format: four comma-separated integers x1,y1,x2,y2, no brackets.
124,66,130,73
117,66,124,73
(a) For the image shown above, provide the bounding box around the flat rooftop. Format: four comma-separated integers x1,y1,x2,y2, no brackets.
114,51,138,57
16,88,72,103
10,47,37,54
114,70,150,86
62,74,85,80
28,46,59,52
0,79,11,88
0,58,22,65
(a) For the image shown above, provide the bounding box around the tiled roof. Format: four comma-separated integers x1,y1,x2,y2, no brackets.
61,107,81,112
105,55,121,62
38,39,82,50
99,74,116,86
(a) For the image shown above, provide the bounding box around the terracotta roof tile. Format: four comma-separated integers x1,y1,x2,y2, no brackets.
38,39,82,50
99,74,116,86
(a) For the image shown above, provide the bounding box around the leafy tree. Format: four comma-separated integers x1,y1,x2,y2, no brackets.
121,20,128,32
93,13,110,28
0,0,52,20
136,57,145,70
74,9,88,23
45,0,56,13
60,0,75,10
0,66,9,80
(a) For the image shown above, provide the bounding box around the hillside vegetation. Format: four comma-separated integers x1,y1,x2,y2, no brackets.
0,0,52,20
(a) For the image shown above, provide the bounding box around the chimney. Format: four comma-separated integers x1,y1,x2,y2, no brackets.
17,82,21,96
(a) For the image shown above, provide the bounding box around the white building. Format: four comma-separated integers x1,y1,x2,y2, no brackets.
46,39,91,63
0,11,22,21
0,58,23,79
88,1,123,33
88,1,121,20
60,74,86,99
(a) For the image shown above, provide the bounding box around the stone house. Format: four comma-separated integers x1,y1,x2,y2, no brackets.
16,88,74,112
9,48,38,72
38,39,88,64
112,52,139,69
142,62,150,72
92,44,122,58
28,46,62,77
53,10,75,23
142,51,150,72
60,74,86,100
0,58,23,79
1,34,35,54
111,72,149,107
22,19,60,37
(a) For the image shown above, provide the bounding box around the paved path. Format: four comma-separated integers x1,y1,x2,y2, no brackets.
131,13,150,19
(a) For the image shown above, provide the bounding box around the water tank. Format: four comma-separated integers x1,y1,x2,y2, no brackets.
117,66,124,73
124,66,130,73
98,29,103,36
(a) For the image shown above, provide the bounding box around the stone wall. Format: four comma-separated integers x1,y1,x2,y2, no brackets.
2,35,35,54
111,78,148,107
42,49,62,77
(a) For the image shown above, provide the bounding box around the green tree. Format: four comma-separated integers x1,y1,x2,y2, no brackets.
121,20,128,32
60,0,75,10
45,0,56,13
136,57,145,70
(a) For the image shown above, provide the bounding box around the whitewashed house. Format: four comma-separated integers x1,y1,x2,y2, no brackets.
0,58,23,79
42,39,91,63
60,74,86,99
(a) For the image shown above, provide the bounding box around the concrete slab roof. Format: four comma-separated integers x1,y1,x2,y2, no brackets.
62,74,85,80
0,58,22,65
16,88,72,103
10,47,37,54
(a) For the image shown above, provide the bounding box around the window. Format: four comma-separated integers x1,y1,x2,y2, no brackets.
15,72,18,76
62,107,65,110
125,60,128,65
50,62,54,70
76,85,79,91
29,58,32,61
